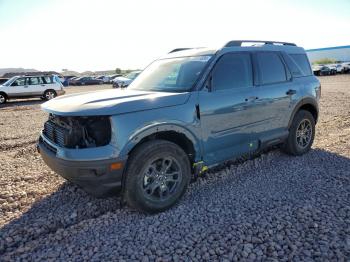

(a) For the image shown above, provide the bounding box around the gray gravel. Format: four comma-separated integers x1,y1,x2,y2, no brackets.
0,76,350,261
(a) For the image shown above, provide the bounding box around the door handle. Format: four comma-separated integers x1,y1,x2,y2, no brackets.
286,89,296,95
24,85,28,88
245,96,258,102
41,84,46,86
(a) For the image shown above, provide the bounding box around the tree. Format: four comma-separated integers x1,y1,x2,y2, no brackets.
115,68,121,74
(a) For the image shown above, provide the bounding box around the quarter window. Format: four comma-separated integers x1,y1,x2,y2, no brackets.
42,76,53,84
290,54,312,76
212,53,253,91
257,52,287,84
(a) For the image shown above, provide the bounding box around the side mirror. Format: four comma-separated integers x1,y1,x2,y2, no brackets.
11,82,18,86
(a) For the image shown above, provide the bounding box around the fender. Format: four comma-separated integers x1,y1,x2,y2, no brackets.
288,97,319,128
119,122,202,161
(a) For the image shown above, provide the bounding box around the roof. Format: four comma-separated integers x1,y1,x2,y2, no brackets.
161,40,307,59
306,45,350,52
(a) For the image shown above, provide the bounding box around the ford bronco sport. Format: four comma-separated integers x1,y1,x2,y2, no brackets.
37,40,321,213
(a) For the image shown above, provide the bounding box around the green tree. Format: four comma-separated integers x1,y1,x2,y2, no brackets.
115,68,121,74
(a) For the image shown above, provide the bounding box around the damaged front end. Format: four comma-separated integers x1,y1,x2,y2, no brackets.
43,114,111,149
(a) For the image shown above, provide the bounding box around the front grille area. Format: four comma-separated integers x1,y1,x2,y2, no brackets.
43,120,68,147
39,136,58,154
42,114,111,149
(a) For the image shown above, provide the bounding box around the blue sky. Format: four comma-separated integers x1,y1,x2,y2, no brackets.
0,0,349,72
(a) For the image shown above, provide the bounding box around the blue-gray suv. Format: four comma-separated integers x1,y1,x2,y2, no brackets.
37,40,321,213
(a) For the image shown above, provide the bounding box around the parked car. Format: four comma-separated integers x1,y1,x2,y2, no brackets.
108,74,123,83
95,75,110,83
70,76,104,86
342,62,350,73
312,65,331,76
326,64,337,75
112,71,141,88
334,64,345,73
62,75,77,86
0,75,65,104
38,40,320,213
0,78,9,85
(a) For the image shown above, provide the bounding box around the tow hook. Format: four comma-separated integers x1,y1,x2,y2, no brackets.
193,161,208,180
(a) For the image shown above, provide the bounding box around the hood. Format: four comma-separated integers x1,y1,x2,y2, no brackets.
41,88,190,116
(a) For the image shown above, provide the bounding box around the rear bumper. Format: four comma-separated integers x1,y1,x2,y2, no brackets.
37,136,126,197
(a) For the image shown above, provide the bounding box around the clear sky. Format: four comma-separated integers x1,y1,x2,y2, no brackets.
0,0,349,72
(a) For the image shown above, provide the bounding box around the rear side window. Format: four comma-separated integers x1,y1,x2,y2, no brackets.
29,77,40,85
256,52,287,84
290,54,312,76
212,53,253,90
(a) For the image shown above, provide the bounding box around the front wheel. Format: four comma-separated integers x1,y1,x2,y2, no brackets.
0,93,7,104
283,110,315,156
124,140,191,213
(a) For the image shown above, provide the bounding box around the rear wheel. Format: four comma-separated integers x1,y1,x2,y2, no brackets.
43,90,57,100
124,140,191,213
0,93,7,104
283,110,315,156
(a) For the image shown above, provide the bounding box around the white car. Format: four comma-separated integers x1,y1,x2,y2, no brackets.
334,64,345,73
0,75,65,104
112,71,141,88
341,62,350,72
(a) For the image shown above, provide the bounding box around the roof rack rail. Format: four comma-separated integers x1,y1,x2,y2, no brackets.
168,48,193,53
224,40,296,47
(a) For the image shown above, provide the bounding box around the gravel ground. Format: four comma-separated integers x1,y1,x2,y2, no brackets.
0,76,349,261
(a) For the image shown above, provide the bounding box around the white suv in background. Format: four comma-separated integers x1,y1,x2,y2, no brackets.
0,75,65,104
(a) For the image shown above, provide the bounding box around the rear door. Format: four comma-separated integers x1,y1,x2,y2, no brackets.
198,52,260,165
27,77,43,95
250,51,294,141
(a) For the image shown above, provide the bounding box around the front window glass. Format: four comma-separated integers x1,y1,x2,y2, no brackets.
212,53,253,90
129,56,212,92
11,78,26,86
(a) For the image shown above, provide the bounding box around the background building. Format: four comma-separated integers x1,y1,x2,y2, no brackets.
306,45,350,63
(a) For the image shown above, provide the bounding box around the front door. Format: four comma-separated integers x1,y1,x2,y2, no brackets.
8,77,29,97
198,52,259,165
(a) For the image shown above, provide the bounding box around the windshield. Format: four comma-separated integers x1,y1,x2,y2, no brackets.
2,76,17,86
128,55,212,92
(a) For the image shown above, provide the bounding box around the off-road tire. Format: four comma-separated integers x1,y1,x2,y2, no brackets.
283,110,315,156
124,140,191,213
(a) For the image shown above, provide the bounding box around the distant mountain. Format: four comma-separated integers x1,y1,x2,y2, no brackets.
0,68,39,77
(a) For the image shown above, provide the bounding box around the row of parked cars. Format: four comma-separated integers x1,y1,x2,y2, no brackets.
0,70,143,104
312,62,350,76
62,71,142,87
